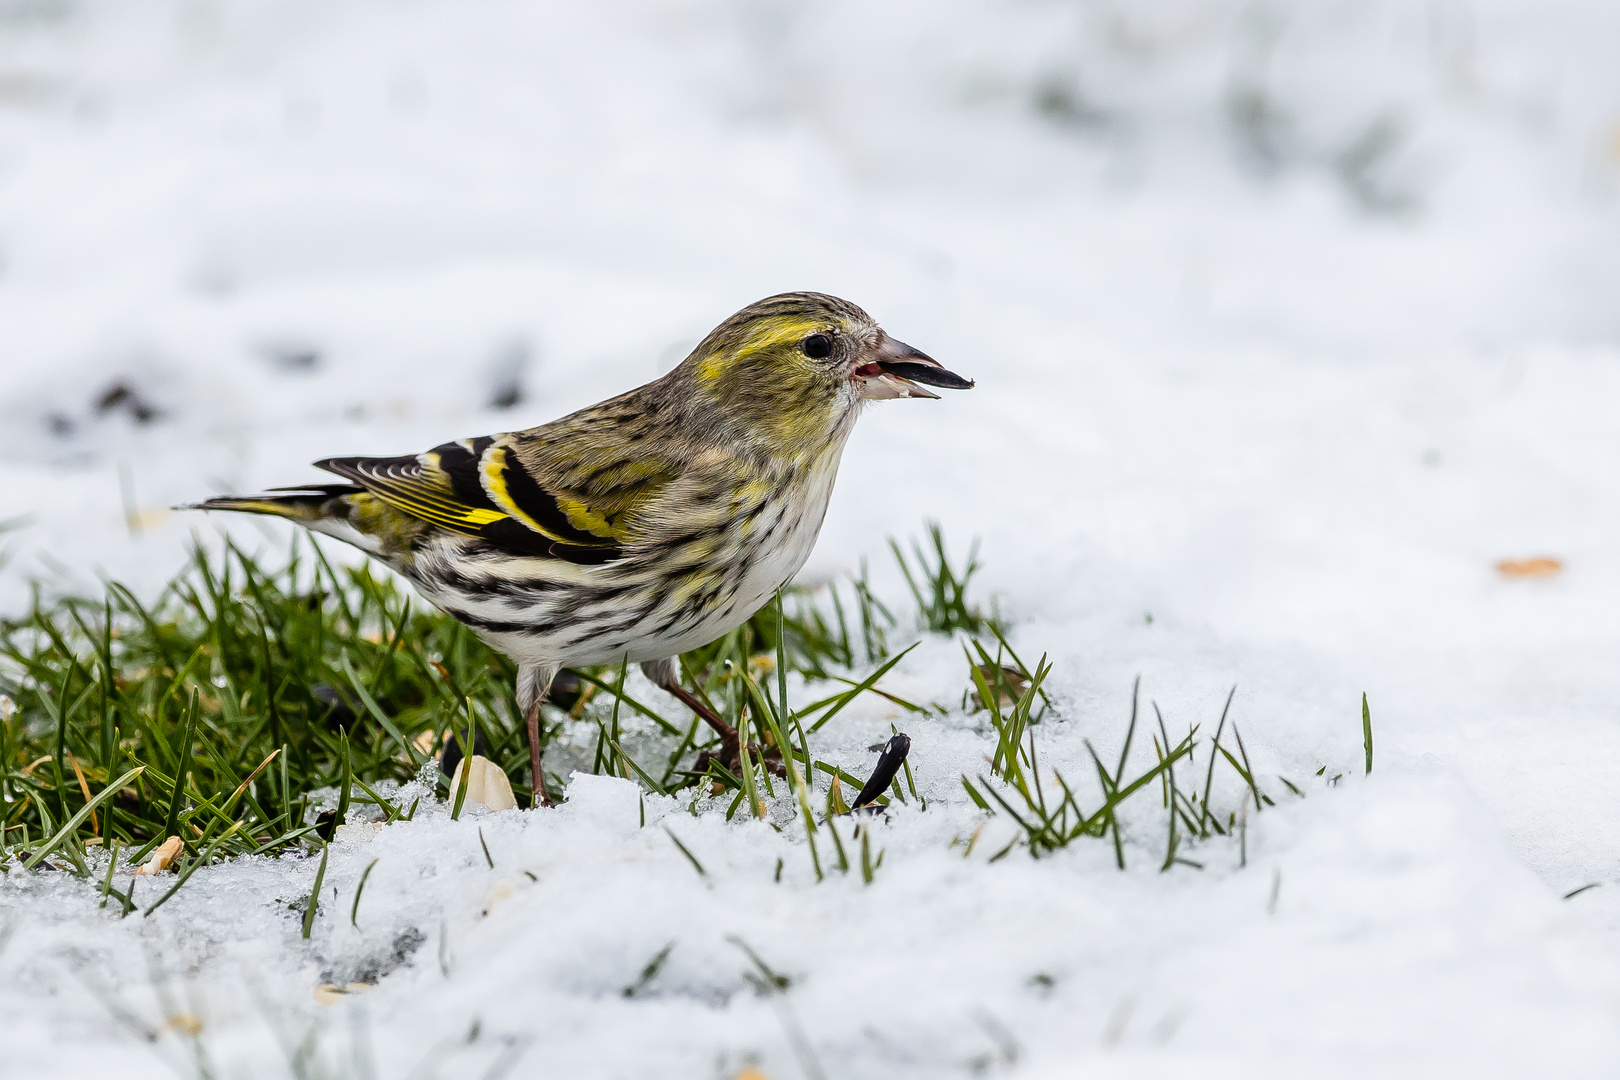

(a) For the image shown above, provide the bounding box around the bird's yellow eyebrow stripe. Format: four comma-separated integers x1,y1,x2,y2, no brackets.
697,316,823,383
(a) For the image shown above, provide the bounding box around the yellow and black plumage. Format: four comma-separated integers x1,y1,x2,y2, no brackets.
186,292,973,802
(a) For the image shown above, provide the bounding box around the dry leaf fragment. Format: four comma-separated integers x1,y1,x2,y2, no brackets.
165,1013,203,1037
1496,556,1563,579
735,1068,772,1080
970,665,1029,710
130,507,172,532
827,774,849,816
66,751,96,834
483,879,516,916
134,836,183,875
448,755,518,812
313,983,374,1006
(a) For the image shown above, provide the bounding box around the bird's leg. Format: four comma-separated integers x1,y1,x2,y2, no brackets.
524,697,552,808
664,682,741,764
640,658,741,771
640,659,789,778
517,663,556,808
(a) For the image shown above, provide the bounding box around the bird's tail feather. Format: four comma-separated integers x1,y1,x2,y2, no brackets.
178,484,363,523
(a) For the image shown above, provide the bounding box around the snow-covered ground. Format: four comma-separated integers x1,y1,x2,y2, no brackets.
5,1,1620,1076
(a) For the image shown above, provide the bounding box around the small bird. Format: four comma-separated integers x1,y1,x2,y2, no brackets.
187,292,973,803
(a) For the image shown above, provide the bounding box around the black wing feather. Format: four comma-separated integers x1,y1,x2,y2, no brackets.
316,443,621,564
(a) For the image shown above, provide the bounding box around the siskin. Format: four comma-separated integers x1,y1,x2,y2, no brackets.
185,292,973,803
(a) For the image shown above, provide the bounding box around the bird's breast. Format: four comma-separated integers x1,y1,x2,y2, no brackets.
729,450,845,603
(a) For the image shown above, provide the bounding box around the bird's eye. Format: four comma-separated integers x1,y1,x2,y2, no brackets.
801,333,833,359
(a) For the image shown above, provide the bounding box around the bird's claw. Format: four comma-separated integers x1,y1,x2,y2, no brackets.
695,739,787,778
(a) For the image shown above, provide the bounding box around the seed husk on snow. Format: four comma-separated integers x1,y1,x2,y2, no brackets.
448,755,517,812
969,665,1029,710
1496,556,1563,579
133,836,183,875
313,983,374,1006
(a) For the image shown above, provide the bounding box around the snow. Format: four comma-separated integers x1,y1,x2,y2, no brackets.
5,0,1620,1075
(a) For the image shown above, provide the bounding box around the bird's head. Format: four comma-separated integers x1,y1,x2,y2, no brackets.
677,292,973,456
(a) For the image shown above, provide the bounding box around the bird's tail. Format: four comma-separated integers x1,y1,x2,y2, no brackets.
179,484,363,523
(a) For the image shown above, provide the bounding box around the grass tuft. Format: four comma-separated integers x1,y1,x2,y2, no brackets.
3,521,1318,900
960,679,1271,867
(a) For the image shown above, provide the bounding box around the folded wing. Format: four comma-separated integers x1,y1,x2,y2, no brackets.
317,435,635,565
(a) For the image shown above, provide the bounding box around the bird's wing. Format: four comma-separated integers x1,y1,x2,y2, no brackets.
316,405,677,564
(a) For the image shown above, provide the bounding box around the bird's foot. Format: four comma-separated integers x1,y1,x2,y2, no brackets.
525,700,554,808
664,681,788,778
694,738,788,779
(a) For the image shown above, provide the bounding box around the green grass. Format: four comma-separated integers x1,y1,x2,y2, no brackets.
2,535,509,876
1,517,1309,895
0,517,1366,1080
0,523,995,889
960,677,1295,869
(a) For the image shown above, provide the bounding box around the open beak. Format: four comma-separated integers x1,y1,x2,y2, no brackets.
856,335,975,401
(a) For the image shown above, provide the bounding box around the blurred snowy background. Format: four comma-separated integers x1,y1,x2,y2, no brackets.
5,0,1620,1076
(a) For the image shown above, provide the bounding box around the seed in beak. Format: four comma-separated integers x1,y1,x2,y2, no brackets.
874,360,975,390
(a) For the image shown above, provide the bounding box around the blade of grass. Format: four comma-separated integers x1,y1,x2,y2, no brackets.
663,826,706,877
160,689,198,840
143,826,238,917
567,669,683,736
338,653,422,767
1198,687,1236,838
23,766,145,871
351,858,379,926
1362,692,1373,775
805,643,918,734
589,715,668,796
301,842,330,939
335,733,352,831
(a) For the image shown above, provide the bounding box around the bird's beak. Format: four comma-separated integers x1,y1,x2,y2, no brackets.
855,335,975,401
